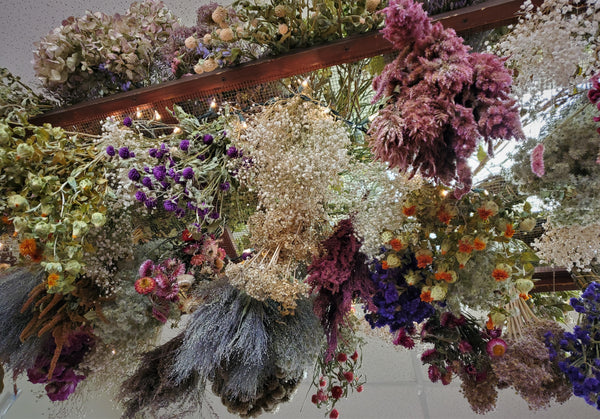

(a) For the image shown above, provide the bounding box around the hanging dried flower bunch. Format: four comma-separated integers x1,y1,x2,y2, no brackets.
369,0,524,197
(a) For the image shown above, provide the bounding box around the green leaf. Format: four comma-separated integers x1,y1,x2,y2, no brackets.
67,176,78,190
477,145,487,162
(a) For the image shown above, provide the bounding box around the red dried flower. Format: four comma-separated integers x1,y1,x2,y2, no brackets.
331,386,343,399
336,353,348,363
343,371,354,382
135,276,156,294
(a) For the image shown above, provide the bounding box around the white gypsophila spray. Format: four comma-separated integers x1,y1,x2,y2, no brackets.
533,222,600,271
495,0,600,107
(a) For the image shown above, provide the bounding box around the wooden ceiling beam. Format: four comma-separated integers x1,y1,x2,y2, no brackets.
30,0,538,130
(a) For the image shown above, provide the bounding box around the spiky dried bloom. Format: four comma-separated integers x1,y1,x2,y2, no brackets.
492,320,571,410
370,0,523,197
307,219,374,360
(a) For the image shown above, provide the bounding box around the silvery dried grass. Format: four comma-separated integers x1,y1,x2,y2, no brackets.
0,267,45,372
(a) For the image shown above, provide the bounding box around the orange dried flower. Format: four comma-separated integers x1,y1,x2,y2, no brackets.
434,271,454,283
458,238,474,254
504,223,515,238
519,293,531,301
402,205,416,217
477,207,494,221
1,216,11,225
485,316,494,330
436,208,452,225
473,237,486,251
492,268,510,281
420,290,433,303
389,238,405,251
47,273,60,288
416,254,433,269
381,260,389,270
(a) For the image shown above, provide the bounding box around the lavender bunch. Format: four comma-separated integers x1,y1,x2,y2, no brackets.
545,282,600,410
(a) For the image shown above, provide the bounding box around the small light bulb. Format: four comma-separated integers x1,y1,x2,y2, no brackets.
440,190,449,197
136,108,143,118
111,349,116,355
173,127,182,134
210,99,217,109
242,121,248,129
301,79,309,88
154,110,161,121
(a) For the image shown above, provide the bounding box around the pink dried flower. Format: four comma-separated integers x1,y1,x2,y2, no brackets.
530,143,545,177
486,338,507,357
380,0,432,48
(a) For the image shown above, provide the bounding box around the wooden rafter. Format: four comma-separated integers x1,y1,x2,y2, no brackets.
30,0,540,129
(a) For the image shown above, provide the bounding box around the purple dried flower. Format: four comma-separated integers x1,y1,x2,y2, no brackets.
123,117,133,127
203,134,214,145
135,190,147,202
144,198,157,209
118,147,131,159
153,165,167,181
182,167,194,179
209,211,220,219
226,146,238,158
106,145,116,156
197,154,206,160
128,168,141,181
142,176,153,189
149,148,158,158
163,199,178,212
179,139,190,151
138,259,154,278
219,181,230,191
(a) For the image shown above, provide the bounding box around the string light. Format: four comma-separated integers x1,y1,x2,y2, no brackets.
440,190,449,197
242,121,248,129
301,78,309,88
136,108,143,118
173,127,182,134
210,99,217,109
154,110,161,121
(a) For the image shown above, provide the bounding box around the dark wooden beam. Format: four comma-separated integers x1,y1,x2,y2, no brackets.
30,0,535,130
531,266,579,293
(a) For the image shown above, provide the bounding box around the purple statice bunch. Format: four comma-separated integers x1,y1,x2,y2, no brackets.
306,219,374,361
491,320,571,410
364,255,435,333
369,0,524,198
26,328,95,401
545,282,600,410
136,258,190,323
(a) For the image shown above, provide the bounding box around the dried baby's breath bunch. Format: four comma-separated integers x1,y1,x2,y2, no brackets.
226,96,351,309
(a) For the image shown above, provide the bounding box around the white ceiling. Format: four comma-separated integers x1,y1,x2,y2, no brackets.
0,1,596,418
